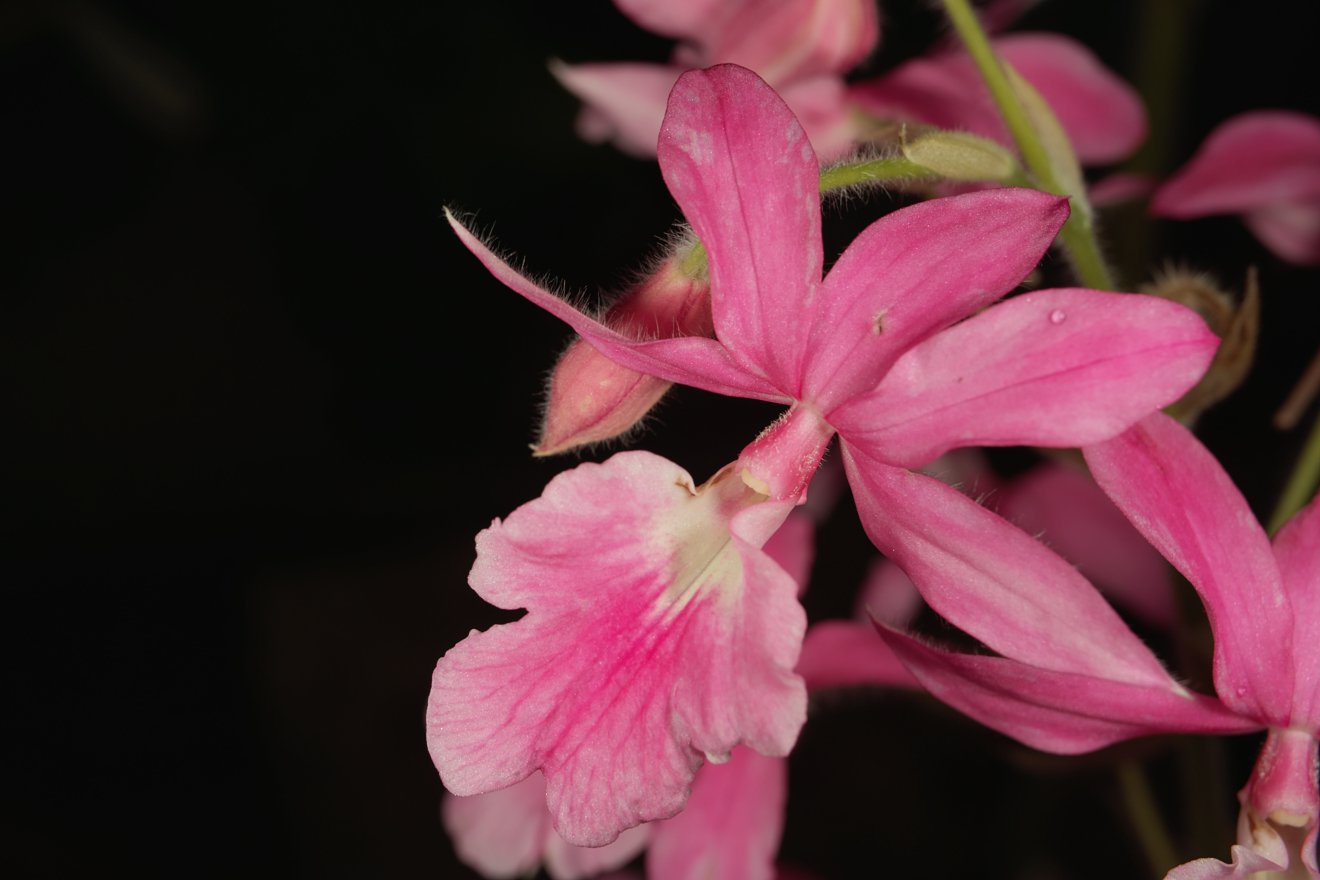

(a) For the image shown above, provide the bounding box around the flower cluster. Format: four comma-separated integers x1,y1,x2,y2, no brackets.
430,3,1319,877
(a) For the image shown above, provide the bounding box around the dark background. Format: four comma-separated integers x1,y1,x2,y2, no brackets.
4,1,1318,876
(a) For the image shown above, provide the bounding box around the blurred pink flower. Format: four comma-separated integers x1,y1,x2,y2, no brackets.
1152,111,1320,266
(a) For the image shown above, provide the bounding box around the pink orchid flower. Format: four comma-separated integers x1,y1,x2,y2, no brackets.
869,411,1318,877
445,746,788,880
1151,110,1320,266
850,32,1147,165
553,0,878,158
434,63,1219,847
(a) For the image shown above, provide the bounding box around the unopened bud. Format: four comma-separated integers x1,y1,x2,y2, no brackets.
1143,265,1259,423
902,129,1018,182
534,251,713,456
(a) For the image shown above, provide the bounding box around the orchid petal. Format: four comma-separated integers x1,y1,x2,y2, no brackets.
796,621,919,690
447,210,787,403
995,461,1175,628
841,445,1175,686
763,510,816,594
427,452,806,846
612,0,728,40
545,823,652,880
1152,111,1320,217
658,64,823,395
1243,201,1320,267
830,289,1217,468
877,624,1258,754
1165,846,1289,880
647,747,787,880
700,0,880,84
856,557,922,627
1084,413,1295,723
551,61,682,158
1273,495,1320,728
443,776,551,879
849,34,1145,164
802,188,1068,410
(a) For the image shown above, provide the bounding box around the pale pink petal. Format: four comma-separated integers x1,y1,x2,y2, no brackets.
802,188,1068,411
796,621,919,690
763,510,816,594
447,210,787,403
647,747,787,880
877,624,1258,754
1085,414,1295,724
544,823,652,880
778,76,855,160
551,61,683,158
841,445,1177,687
613,0,729,40
1243,201,1320,266
849,34,1145,164
995,461,1175,628
658,64,823,395
1152,111,1320,217
831,289,1217,469
855,557,922,627
1165,846,1288,880
428,453,806,846
702,0,879,84
1274,495,1320,727
443,775,551,879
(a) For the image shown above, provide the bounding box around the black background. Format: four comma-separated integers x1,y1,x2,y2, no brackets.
4,1,1318,876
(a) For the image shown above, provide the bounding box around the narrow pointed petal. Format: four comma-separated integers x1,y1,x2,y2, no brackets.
796,621,918,690
1152,111,1320,217
995,462,1175,628
841,444,1175,686
1084,413,1295,723
658,64,823,394
443,776,552,879
877,624,1257,754
647,748,787,880
428,453,806,846
801,189,1068,410
829,289,1217,468
1274,495,1320,727
1244,201,1320,266
447,210,787,403
551,61,682,158
612,0,728,40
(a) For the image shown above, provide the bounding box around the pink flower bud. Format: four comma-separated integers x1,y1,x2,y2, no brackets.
534,255,713,456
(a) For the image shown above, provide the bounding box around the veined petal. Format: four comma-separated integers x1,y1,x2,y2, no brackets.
877,625,1257,754
647,747,787,880
658,64,823,395
1274,495,1320,729
802,189,1067,411
428,453,806,846
829,289,1217,468
841,444,1176,687
1084,413,1295,723
447,209,787,403
1152,111,1320,217
551,61,683,159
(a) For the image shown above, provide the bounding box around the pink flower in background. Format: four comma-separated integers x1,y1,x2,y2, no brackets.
868,412,1319,877
445,747,789,880
850,32,1147,165
1151,111,1320,266
553,0,878,157
437,63,1220,848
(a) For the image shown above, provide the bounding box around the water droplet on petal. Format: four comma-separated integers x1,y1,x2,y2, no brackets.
1049,309,1067,325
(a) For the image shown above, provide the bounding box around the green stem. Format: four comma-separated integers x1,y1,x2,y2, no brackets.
818,157,936,192
1117,760,1180,875
1267,407,1320,534
938,0,1115,291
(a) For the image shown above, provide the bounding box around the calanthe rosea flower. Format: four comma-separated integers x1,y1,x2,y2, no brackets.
434,63,1221,847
